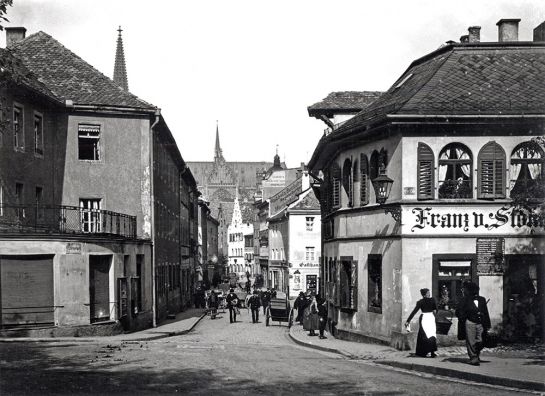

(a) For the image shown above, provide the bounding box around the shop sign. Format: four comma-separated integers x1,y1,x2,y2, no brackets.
299,262,319,267
66,242,82,254
476,237,505,275
405,205,545,235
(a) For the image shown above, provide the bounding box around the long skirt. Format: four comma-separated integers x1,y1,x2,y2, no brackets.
416,312,437,357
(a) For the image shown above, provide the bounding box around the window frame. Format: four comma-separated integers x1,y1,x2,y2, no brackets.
438,143,473,199
306,216,314,232
13,102,24,152
417,142,435,200
509,141,545,199
342,158,353,207
477,141,506,199
78,123,102,161
33,111,44,158
331,163,341,209
80,198,102,233
432,254,477,311
367,254,382,314
360,154,369,206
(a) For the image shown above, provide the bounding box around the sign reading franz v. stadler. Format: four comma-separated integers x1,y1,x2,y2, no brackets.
403,205,545,235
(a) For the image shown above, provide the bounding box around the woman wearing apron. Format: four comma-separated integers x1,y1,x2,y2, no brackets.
405,288,438,357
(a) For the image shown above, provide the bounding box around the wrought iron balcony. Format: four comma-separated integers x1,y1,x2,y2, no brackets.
0,204,137,239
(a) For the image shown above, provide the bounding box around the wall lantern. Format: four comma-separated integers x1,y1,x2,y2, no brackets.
371,165,401,222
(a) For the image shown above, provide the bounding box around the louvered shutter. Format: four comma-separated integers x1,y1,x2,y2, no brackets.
350,260,358,311
360,154,369,205
332,164,341,208
478,141,506,198
417,143,434,199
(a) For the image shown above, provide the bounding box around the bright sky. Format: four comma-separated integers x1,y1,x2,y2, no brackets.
2,1,544,167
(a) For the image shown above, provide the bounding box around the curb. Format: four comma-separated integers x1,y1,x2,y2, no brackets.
376,361,545,392
288,326,354,358
0,313,207,344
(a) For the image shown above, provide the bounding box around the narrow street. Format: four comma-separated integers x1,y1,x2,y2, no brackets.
0,310,532,395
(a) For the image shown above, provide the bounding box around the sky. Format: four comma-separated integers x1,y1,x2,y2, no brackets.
2,0,544,167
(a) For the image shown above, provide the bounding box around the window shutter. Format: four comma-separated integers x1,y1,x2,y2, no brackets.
478,141,505,198
334,259,341,307
417,143,434,199
332,164,341,208
360,154,369,205
350,260,358,311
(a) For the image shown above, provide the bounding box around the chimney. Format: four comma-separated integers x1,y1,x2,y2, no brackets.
5,27,26,47
497,19,521,42
468,26,481,43
460,35,469,43
534,21,545,42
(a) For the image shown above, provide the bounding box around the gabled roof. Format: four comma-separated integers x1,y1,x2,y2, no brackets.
307,91,383,117
310,42,545,168
9,31,155,110
290,190,320,211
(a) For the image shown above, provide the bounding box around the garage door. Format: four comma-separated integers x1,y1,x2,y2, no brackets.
1,255,54,327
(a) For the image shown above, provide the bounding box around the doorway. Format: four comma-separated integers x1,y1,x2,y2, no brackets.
89,255,111,323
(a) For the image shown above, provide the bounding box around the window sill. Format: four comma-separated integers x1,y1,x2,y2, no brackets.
367,307,382,314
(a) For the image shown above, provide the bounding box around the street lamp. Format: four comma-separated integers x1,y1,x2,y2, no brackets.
371,165,401,222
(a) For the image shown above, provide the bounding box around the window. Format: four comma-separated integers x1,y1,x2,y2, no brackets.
134,254,143,313
417,143,434,199
35,186,44,220
438,143,472,199
305,216,314,231
15,182,23,205
78,124,101,160
360,154,369,205
510,141,545,199
305,247,315,262
331,163,341,208
367,255,382,313
34,113,43,156
0,184,3,216
80,198,101,233
340,257,358,311
433,255,475,310
342,158,353,207
477,141,506,199
13,104,23,150
370,151,380,181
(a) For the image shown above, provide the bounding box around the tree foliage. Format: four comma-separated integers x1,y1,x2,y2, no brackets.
0,0,13,31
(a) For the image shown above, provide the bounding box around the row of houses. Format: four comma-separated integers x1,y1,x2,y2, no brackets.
308,19,545,346
0,27,215,334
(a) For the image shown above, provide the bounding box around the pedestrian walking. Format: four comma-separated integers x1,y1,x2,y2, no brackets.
248,290,261,323
317,296,328,339
294,292,307,325
208,290,219,319
262,288,271,315
405,288,438,357
456,281,491,366
226,288,239,324
306,294,319,336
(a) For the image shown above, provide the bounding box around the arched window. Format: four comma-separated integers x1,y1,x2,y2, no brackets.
438,143,472,199
342,158,353,207
370,150,380,180
417,143,434,200
360,154,369,205
352,158,359,207
478,141,506,198
331,162,341,208
510,141,545,198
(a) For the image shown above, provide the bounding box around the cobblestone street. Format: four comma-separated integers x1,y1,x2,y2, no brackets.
0,309,534,395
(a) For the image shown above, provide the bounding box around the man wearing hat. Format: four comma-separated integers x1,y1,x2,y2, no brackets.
225,288,239,324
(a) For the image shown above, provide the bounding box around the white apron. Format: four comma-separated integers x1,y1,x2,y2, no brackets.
421,312,437,339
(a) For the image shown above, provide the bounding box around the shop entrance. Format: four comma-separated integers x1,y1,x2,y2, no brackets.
89,255,111,323
432,254,477,311
503,255,544,342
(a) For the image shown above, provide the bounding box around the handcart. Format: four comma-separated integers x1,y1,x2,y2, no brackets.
266,293,293,327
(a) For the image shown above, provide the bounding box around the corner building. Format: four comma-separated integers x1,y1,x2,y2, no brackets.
309,20,545,348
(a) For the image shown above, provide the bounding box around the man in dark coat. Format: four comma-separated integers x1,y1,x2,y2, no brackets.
317,297,328,339
294,292,308,325
248,290,261,323
261,288,271,315
456,281,491,365
225,288,239,324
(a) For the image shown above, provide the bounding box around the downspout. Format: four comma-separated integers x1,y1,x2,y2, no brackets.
150,109,160,327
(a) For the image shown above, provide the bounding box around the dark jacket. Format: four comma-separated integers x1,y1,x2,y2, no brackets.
226,292,239,308
456,295,491,329
294,296,307,310
317,302,327,319
248,295,261,309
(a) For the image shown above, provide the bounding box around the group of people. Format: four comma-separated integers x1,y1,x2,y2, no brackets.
222,288,277,324
405,281,491,366
294,292,328,339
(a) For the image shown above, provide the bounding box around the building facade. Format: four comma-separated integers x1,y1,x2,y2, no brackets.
309,20,545,347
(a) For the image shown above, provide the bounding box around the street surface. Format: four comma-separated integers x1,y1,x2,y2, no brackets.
0,309,533,395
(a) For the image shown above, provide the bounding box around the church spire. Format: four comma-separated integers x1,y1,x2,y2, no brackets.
214,120,224,162
113,26,129,91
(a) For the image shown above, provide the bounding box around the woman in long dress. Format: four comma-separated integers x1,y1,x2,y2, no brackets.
405,288,438,357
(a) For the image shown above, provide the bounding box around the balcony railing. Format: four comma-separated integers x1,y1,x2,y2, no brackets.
0,204,137,239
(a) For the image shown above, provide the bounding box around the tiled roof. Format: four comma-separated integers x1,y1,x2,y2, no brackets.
0,48,59,103
308,91,383,116
9,32,155,110
339,43,545,133
290,190,320,211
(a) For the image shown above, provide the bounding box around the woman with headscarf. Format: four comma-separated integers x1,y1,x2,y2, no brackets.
405,288,438,357
306,294,320,336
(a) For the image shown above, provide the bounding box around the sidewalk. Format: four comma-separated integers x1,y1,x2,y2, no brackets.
289,324,545,392
0,308,207,343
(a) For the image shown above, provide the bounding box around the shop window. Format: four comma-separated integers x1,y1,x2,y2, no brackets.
340,257,358,311
510,141,545,199
417,143,434,200
478,141,506,199
438,143,473,199
433,255,475,311
13,104,24,151
80,198,101,233
342,158,353,207
360,154,369,206
367,255,382,313
78,124,101,161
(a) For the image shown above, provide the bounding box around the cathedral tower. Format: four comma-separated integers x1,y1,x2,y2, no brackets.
113,26,129,91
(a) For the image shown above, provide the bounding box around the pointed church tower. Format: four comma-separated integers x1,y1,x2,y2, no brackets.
113,26,129,91
231,186,242,228
214,121,224,162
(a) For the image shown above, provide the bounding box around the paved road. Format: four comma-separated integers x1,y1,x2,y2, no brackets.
0,309,532,395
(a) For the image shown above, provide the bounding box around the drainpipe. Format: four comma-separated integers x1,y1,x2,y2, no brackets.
150,109,160,327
